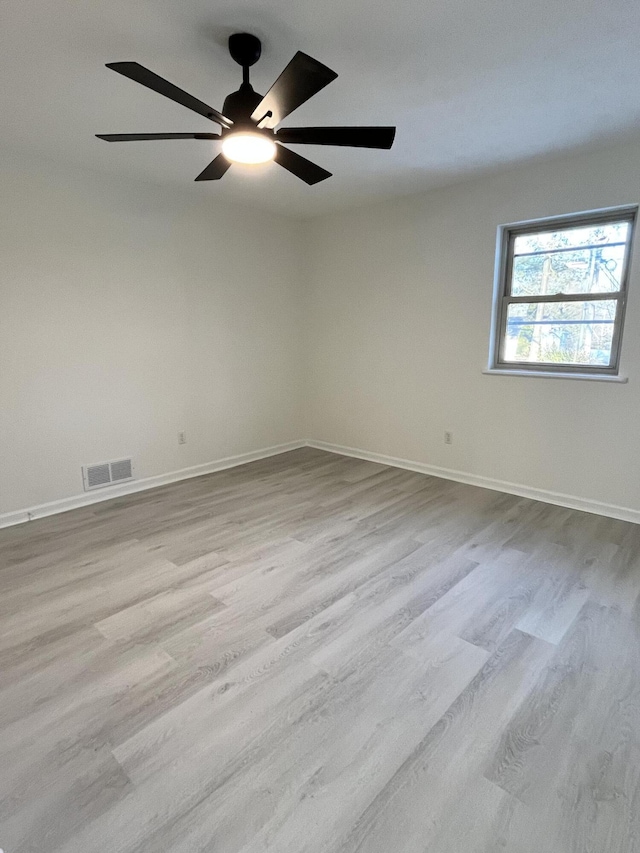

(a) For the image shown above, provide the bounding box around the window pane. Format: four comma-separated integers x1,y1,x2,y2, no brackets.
504,300,617,366
513,221,629,255
511,243,626,296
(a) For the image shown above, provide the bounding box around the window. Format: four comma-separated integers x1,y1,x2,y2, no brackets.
490,207,636,377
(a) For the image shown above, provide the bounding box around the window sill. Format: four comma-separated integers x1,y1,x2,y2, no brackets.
483,368,628,383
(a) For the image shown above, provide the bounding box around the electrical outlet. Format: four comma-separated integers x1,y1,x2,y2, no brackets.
444,431,453,445
178,430,187,445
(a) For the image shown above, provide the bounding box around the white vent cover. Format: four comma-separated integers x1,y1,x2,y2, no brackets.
83,458,134,491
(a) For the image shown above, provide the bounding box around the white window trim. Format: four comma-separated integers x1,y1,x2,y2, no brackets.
487,205,637,379
483,368,628,383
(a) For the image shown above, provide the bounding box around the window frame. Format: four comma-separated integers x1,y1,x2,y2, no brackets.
489,206,637,377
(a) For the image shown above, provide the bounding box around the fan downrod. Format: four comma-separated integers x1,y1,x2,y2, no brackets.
228,33,262,68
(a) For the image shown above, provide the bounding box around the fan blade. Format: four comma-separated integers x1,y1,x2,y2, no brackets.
251,52,338,129
276,126,396,149
194,154,231,181
274,144,331,185
96,133,220,142
105,62,233,128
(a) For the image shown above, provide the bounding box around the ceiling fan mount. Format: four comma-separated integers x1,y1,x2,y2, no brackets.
97,33,396,185
228,32,262,69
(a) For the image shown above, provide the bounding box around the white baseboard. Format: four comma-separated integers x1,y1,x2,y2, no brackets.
0,441,306,529
308,440,640,525
3,437,638,529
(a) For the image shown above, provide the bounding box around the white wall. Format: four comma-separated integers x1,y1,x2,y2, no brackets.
4,139,640,522
0,157,304,515
306,140,640,514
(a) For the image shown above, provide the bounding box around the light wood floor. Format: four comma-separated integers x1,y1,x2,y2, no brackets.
1,448,640,853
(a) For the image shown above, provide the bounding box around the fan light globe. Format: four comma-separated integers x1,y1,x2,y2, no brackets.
221,132,276,164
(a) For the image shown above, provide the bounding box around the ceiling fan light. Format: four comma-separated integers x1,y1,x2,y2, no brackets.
221,132,276,164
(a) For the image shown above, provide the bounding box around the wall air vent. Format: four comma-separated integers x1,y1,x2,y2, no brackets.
82,458,134,491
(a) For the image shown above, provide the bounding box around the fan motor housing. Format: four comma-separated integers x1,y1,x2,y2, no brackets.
222,83,264,124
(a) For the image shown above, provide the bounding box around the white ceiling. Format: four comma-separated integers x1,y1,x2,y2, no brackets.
2,0,640,217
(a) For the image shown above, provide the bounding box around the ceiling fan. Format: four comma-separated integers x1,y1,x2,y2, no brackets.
97,33,396,185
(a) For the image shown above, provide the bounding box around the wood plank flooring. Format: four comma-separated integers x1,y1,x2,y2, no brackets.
1,447,639,852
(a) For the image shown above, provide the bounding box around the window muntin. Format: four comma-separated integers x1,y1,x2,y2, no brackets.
493,209,636,375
